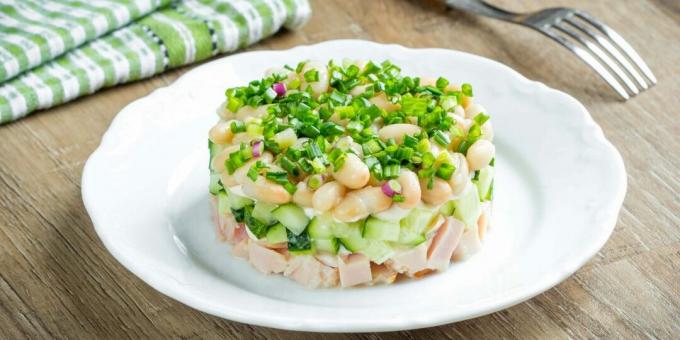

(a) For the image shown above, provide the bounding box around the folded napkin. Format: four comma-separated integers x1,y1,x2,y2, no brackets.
0,0,311,124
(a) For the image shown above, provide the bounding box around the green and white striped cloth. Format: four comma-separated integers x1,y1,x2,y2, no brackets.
0,0,311,124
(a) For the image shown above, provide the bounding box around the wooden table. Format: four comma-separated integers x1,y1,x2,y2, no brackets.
1,0,678,338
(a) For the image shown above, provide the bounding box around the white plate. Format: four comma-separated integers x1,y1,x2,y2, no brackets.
82,40,626,332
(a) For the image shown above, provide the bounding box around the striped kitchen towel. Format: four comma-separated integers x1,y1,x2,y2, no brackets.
0,0,311,124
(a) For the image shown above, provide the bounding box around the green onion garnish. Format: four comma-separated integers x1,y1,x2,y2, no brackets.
462,83,473,97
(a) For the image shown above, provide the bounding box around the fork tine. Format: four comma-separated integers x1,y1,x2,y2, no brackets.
554,22,639,96
575,11,657,84
542,29,630,100
564,17,648,90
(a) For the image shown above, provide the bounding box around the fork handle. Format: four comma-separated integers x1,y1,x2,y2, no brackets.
446,0,518,22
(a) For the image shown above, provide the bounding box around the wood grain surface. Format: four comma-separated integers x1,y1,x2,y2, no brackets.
0,0,678,338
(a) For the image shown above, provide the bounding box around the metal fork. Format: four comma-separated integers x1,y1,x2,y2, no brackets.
446,0,656,100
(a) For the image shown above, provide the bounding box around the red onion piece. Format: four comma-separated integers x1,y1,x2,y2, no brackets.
272,82,286,97
381,180,402,197
252,140,263,157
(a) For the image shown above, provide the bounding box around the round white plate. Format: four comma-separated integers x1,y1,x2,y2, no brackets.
82,40,626,332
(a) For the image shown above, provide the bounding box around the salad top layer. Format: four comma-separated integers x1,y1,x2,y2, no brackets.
209,59,494,226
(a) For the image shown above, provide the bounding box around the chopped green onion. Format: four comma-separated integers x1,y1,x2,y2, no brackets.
304,69,319,82
300,125,320,138
392,194,405,203
332,154,346,171
247,164,259,181
433,130,451,147
227,96,242,112
320,122,345,136
279,156,299,176
305,140,323,158
295,61,307,73
401,96,428,115
473,112,490,126
436,77,449,89
436,163,456,180
308,174,324,190
230,121,246,133
383,164,401,179
362,139,383,154
462,83,473,97
403,135,418,148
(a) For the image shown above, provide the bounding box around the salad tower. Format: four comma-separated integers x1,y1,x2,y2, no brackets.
208,60,495,288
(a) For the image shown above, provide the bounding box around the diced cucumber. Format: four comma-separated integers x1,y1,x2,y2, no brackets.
308,214,336,239
398,208,435,245
252,201,278,225
452,184,481,227
287,228,313,254
272,204,309,235
209,172,223,195
332,220,363,239
439,200,456,216
228,190,254,210
473,166,494,201
313,238,339,254
266,223,288,244
361,241,395,264
338,223,369,252
208,140,223,170
398,232,426,246
363,217,400,241
217,191,230,214
273,128,297,149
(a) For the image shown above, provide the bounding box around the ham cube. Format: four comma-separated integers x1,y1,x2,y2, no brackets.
285,255,338,288
338,254,372,287
387,242,428,277
427,217,465,271
248,241,287,274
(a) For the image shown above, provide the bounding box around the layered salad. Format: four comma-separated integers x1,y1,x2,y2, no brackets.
208,60,495,288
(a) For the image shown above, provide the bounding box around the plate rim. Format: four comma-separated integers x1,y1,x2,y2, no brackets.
82,39,627,332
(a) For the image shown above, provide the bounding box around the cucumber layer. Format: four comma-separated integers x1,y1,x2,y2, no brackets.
452,184,481,227
266,223,288,244
228,190,254,210
252,201,278,225
272,204,309,235
363,217,400,241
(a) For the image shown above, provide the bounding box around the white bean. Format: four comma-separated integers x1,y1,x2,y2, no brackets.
396,169,421,209
312,181,347,212
301,61,329,96
225,152,273,185
333,187,392,222
332,153,370,189
420,177,452,205
230,132,254,145
211,145,239,173
378,124,422,144
448,152,469,195
209,120,234,145
335,136,363,157
481,120,494,141
452,105,465,117
241,176,292,204
216,102,234,119
350,84,369,97
466,140,495,171
465,103,486,119
369,93,400,112
235,105,269,121
293,182,314,207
